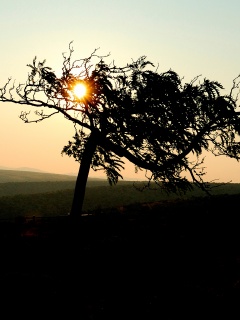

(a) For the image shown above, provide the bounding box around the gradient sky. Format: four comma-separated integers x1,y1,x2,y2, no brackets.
0,0,240,182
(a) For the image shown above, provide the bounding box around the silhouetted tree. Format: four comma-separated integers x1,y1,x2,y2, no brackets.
1,42,240,218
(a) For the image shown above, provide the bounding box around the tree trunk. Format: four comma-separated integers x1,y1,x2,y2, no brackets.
69,131,97,219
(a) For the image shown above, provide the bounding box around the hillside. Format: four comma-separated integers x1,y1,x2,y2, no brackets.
1,168,240,222
0,169,111,198
0,169,77,183
0,168,108,183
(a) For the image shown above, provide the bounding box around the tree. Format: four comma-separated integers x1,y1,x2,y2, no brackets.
1,42,240,218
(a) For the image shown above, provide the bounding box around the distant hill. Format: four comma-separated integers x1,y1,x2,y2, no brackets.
0,169,109,197
0,166,46,173
0,169,77,183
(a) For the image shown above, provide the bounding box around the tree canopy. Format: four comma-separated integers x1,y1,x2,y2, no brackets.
1,42,240,216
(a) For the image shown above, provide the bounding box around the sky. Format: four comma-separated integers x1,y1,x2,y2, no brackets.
0,0,240,182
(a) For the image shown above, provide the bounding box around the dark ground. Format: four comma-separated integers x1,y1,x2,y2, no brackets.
0,194,240,318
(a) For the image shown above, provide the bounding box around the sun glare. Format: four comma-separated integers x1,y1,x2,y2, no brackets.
73,83,87,99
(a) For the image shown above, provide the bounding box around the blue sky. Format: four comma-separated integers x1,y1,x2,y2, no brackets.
0,0,240,182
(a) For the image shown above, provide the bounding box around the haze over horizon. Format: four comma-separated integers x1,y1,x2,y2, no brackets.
1,0,240,183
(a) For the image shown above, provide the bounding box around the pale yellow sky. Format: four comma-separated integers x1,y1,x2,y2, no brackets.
1,0,240,182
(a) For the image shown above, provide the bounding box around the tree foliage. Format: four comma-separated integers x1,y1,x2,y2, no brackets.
1,42,240,215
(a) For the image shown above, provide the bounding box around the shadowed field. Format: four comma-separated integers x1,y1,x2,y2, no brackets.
0,193,239,317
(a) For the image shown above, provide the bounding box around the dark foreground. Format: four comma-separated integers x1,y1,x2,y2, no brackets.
0,194,240,318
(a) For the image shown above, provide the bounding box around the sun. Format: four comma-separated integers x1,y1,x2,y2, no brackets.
73,83,87,99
